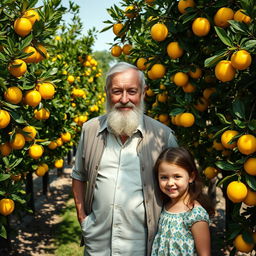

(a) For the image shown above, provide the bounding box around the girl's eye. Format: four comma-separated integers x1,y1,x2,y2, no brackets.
160,176,168,180
175,175,181,178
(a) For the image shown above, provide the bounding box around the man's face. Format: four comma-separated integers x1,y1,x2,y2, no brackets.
108,68,144,111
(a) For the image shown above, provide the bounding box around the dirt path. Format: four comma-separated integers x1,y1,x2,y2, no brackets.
5,166,73,256
1,164,231,256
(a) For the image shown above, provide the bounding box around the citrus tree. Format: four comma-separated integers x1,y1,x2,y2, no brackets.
104,0,256,254
0,0,106,241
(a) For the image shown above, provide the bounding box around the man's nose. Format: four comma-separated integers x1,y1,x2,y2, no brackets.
120,92,129,104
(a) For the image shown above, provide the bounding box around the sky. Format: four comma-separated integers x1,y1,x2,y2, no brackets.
39,0,121,52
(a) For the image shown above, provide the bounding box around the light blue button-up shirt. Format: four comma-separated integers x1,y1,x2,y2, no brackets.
81,122,146,256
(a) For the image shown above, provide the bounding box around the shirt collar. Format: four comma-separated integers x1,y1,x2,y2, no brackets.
98,114,144,138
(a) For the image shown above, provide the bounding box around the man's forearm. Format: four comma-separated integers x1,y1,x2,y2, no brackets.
72,179,86,224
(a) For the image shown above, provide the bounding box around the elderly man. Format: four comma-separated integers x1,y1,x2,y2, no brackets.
71,62,178,256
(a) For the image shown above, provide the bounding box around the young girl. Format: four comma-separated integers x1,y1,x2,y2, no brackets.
151,147,214,256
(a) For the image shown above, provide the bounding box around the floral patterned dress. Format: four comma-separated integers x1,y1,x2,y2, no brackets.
151,206,209,256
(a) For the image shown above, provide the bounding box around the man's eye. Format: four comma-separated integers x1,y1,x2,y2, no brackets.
128,90,137,95
112,90,121,94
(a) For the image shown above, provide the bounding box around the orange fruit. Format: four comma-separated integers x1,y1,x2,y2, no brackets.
234,9,251,24
214,7,234,28
124,5,136,19
167,42,184,59
243,188,256,206
67,75,75,84
173,72,189,87
179,113,195,127
174,114,182,126
0,109,11,129
192,17,210,37
35,44,47,62
188,67,202,79
111,45,122,57
150,64,166,79
22,126,37,141
182,82,196,93
237,134,256,155
146,88,155,97
178,0,195,14
122,44,132,55
61,132,71,143
35,165,46,177
157,93,168,103
22,46,37,63
113,23,124,36
48,141,58,150
28,144,44,159
150,23,168,42
24,90,41,107
56,138,63,147
221,130,239,149
54,159,64,169
22,9,40,25
215,60,236,82
38,82,55,99
231,50,252,70
42,163,49,172
227,181,248,203
0,198,15,216
203,87,216,99
213,140,225,151
8,59,27,77
136,58,147,70
4,86,23,104
14,17,32,37
10,133,26,150
194,97,209,112
0,142,12,156
244,158,256,176
34,108,50,120
158,114,169,123
204,167,218,179
234,234,254,253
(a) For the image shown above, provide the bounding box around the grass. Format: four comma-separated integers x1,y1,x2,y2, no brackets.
53,196,84,256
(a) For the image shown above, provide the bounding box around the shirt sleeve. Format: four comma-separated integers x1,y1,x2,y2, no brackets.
71,129,87,181
184,206,210,229
167,130,178,147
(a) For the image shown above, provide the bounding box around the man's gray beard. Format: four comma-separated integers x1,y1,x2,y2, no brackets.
106,101,144,137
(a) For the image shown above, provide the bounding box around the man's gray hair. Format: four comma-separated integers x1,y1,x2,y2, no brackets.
105,62,146,92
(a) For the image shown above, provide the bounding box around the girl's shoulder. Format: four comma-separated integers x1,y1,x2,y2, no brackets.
184,203,210,228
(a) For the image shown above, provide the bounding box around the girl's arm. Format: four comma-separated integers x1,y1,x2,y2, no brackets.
191,221,211,256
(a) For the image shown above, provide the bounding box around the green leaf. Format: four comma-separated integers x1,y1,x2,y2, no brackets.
243,40,256,51
232,100,245,119
217,173,237,187
233,119,246,129
204,52,226,68
245,174,256,191
0,224,7,239
0,174,10,182
169,108,185,116
10,111,26,124
248,120,256,131
242,231,254,244
229,20,248,33
9,158,23,169
214,26,233,46
19,34,33,51
216,113,231,125
0,52,7,62
215,161,242,171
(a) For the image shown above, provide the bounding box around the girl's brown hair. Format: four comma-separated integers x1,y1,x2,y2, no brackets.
154,147,214,216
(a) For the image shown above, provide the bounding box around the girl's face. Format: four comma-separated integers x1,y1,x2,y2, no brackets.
158,162,195,202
